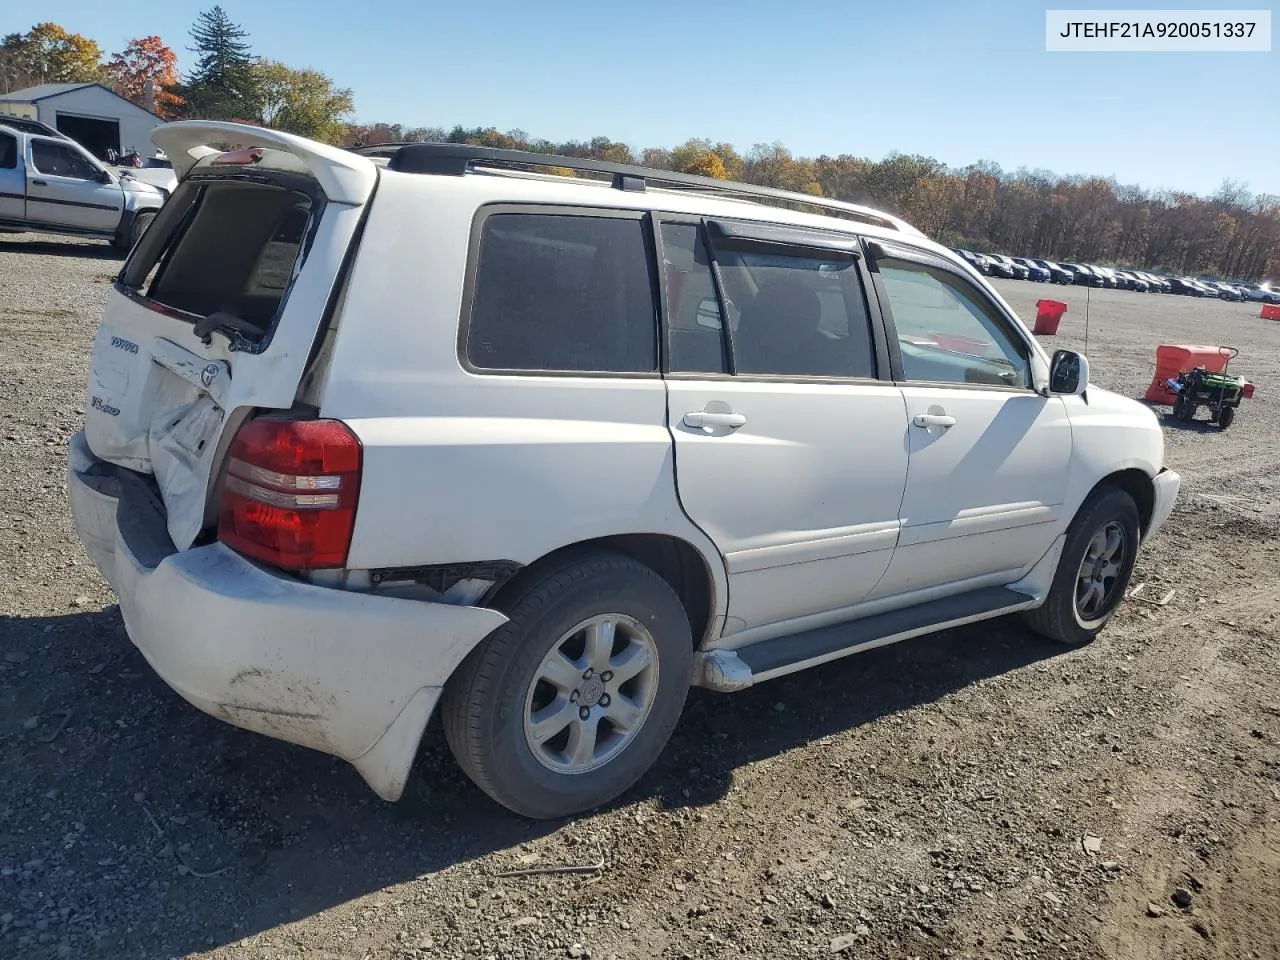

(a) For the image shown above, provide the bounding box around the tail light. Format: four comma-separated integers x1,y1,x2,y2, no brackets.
217,418,362,571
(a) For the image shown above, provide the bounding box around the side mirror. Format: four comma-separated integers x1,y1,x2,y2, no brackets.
96,168,114,184
1049,349,1089,395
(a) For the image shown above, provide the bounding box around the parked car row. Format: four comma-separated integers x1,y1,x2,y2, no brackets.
955,248,1277,302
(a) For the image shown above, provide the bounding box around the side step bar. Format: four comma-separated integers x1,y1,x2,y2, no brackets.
698,586,1037,691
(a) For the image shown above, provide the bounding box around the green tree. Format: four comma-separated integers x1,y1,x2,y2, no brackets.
0,23,103,92
252,59,353,143
178,6,257,119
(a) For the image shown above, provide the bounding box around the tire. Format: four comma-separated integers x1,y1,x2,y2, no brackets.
113,211,156,254
442,551,693,819
1172,392,1189,421
1219,405,1236,430
1022,486,1140,646
1176,393,1195,422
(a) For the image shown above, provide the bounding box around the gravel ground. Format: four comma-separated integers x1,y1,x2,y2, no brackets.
1,234,1278,960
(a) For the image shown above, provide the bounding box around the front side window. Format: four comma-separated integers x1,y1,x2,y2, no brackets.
877,258,1031,389
30,140,98,180
0,133,16,169
467,214,657,373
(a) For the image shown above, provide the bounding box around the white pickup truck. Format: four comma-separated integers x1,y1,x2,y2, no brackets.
0,120,167,251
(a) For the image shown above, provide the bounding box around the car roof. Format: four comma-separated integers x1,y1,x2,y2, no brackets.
0,117,66,138
371,154,971,270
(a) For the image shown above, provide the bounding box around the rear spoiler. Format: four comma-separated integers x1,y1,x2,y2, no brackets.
151,121,377,205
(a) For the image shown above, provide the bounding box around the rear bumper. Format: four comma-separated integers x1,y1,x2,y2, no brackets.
67,432,507,800
1147,468,1180,541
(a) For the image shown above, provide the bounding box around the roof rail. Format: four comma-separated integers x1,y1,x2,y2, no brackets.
349,142,920,235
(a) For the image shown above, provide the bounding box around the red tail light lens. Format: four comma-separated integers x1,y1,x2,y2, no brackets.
217,418,362,571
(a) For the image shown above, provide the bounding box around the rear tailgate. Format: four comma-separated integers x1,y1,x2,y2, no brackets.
83,122,376,549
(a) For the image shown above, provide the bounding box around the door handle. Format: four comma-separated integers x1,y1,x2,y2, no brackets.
913,413,957,429
31,179,47,187
684,411,746,429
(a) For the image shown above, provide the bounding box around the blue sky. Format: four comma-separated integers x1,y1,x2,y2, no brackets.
9,1,1278,195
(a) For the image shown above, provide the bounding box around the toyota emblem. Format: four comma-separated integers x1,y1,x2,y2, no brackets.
200,363,220,388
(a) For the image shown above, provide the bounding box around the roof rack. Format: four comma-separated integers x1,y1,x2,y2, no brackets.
349,142,919,234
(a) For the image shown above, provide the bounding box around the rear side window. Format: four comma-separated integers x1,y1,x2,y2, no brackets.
120,179,317,343
661,221,877,379
466,213,657,373
659,222,728,374
714,247,876,379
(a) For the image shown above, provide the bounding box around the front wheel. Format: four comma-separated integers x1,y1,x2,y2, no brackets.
113,210,156,254
442,552,693,819
1022,486,1140,646
1219,405,1236,430
1176,392,1196,422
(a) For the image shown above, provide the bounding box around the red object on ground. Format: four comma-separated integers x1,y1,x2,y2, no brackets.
1033,299,1068,335
1261,303,1280,320
1143,344,1231,404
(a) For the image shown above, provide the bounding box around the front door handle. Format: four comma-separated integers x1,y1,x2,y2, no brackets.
31,179,47,187
913,413,957,429
684,411,746,429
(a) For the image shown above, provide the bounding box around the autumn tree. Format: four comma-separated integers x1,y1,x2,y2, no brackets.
252,60,353,144
107,36,182,117
670,139,741,179
177,6,257,120
0,23,103,92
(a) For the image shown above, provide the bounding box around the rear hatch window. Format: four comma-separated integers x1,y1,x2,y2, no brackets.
118,170,323,353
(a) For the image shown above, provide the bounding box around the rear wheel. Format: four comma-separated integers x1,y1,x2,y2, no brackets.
442,551,693,819
1219,405,1236,430
1022,486,1140,646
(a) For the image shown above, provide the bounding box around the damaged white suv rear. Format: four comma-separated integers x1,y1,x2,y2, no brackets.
69,122,1179,819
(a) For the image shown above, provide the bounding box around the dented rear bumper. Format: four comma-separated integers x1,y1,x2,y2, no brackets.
67,431,507,800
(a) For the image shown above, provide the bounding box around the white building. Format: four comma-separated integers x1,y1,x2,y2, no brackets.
0,82,162,159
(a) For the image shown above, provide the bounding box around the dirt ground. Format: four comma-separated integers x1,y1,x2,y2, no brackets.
1,235,1277,960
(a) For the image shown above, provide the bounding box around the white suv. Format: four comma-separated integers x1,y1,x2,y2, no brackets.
67,122,1179,819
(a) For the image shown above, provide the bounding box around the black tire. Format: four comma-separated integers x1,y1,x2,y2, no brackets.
1219,405,1236,430
442,551,693,819
1022,486,1140,646
113,211,156,254
1176,393,1195,422
129,211,156,248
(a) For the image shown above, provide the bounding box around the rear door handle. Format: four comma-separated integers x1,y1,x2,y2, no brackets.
913,413,957,429
31,179,47,187
684,411,746,429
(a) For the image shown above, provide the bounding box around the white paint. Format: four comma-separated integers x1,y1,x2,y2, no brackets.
66,457,507,800
152,121,377,203
16,84,161,156
69,124,1181,803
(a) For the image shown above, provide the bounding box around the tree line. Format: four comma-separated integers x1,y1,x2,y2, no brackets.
342,130,1279,282
2,11,1275,281
1,7,354,144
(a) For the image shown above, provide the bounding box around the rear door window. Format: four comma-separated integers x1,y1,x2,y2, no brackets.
465,212,657,373
119,178,319,345
659,222,728,374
